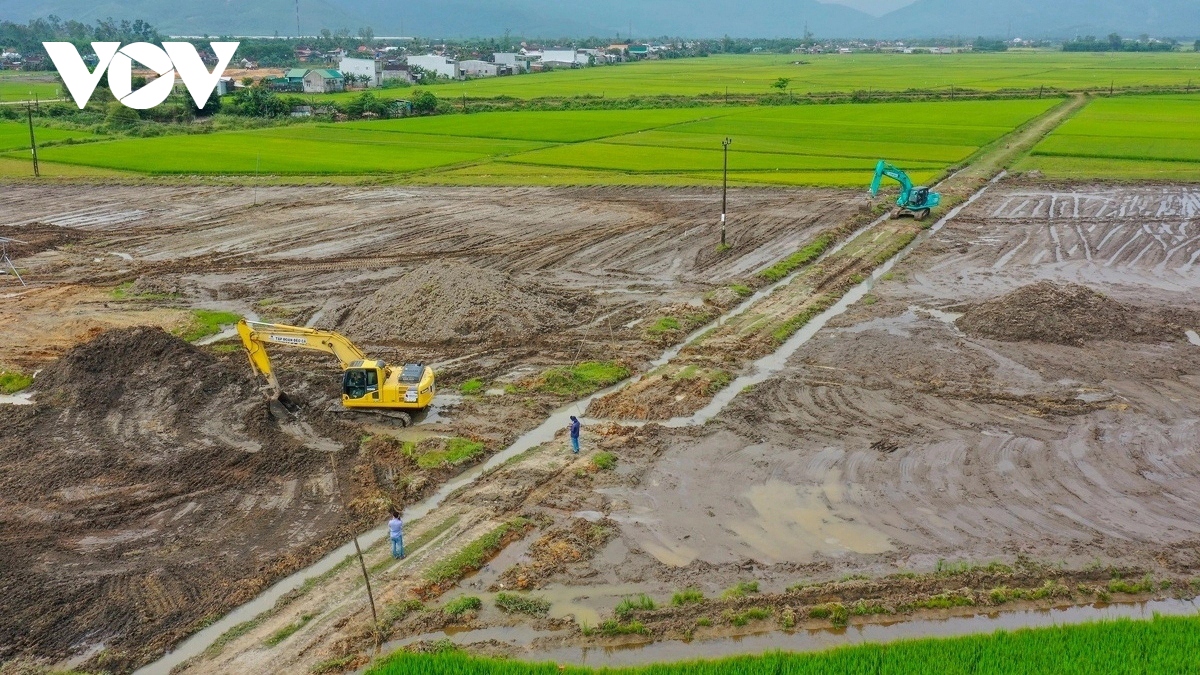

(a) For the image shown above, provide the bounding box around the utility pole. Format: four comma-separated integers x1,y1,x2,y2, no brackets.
254,154,260,205
26,105,39,178
720,137,731,248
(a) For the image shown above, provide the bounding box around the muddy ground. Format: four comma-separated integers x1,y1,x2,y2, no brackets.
155,183,1200,675
604,183,1200,575
0,184,858,670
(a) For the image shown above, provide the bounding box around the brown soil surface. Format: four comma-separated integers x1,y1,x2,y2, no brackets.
0,327,360,670
599,183,1200,574
956,280,1188,347
346,260,588,345
0,183,858,671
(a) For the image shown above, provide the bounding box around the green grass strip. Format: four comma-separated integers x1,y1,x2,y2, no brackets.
759,234,836,283
423,517,530,586
366,612,1200,674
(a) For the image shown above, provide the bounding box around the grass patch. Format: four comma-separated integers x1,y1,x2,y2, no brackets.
423,517,531,587
671,588,705,606
366,612,1200,674
533,361,629,397
597,619,649,636
380,599,424,629
730,283,754,298
810,602,849,627
459,378,484,395
1108,575,1156,595
721,580,759,600
204,615,267,658
727,607,771,627
411,437,487,469
614,594,656,619
443,596,483,617
759,234,835,282
311,655,359,674
904,592,976,611
769,294,838,344
646,316,681,335
0,370,32,394
591,451,617,471
175,309,240,342
263,613,314,647
494,592,551,617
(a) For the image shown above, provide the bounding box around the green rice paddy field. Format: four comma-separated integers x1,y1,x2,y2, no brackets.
334,51,1200,102
4,98,1058,185
0,72,62,103
1016,94,1200,180
365,613,1200,675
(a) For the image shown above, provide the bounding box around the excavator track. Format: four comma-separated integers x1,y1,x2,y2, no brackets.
329,407,415,427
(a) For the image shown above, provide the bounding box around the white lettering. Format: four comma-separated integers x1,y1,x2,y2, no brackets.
42,41,239,110
44,42,120,109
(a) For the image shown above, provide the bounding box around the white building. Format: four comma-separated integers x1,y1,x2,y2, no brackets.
458,60,499,78
406,54,458,80
338,56,382,87
540,49,578,68
493,52,530,72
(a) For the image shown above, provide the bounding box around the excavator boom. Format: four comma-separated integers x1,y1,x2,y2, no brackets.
237,320,367,396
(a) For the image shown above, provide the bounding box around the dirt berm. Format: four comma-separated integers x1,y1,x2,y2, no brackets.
345,260,590,345
956,281,1193,347
0,327,360,671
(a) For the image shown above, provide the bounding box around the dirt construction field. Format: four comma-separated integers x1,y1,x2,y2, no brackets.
610,184,1200,573
0,183,856,670
3,180,1200,674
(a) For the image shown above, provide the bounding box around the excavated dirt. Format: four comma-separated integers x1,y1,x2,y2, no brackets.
0,183,858,671
345,260,588,345
0,327,361,670
956,280,1189,347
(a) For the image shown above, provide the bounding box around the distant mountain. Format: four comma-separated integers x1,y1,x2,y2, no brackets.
1,0,874,37
2,0,1199,38
877,0,1200,38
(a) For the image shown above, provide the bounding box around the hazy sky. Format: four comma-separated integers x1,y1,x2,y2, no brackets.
818,0,917,16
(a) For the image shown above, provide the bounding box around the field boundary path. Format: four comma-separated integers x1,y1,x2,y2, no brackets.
587,95,1086,421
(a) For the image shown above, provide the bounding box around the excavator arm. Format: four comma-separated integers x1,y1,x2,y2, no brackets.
869,160,914,203
236,319,367,397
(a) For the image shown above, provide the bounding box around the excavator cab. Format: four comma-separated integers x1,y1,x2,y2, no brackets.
910,187,930,208
342,365,380,400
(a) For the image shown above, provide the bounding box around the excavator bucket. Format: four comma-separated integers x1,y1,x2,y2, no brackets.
266,390,301,419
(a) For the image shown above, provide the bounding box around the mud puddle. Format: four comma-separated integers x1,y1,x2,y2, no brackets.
0,391,33,405
530,598,1200,668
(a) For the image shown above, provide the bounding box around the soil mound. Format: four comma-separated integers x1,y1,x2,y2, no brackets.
956,282,1178,347
33,325,241,411
0,327,358,669
347,260,586,344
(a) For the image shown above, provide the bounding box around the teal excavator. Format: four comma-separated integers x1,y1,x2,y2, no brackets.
870,160,940,221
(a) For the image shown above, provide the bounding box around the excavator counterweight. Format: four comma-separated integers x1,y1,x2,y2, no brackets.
236,319,435,424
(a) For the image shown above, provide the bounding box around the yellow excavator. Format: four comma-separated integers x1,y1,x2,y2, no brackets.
236,319,435,425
